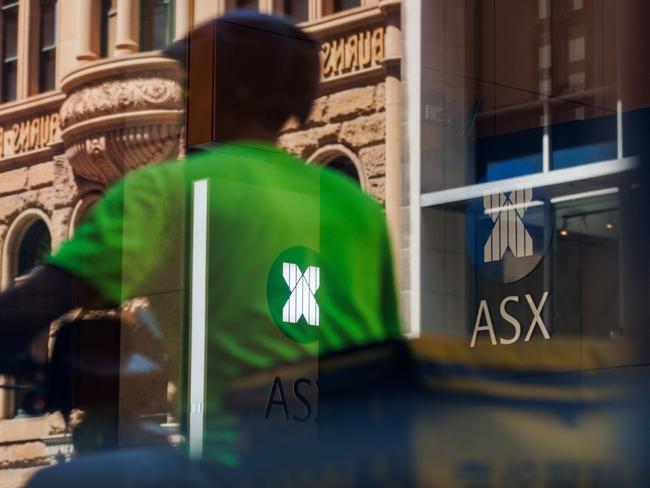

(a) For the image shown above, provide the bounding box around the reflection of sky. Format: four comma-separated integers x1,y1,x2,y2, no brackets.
477,128,542,182
553,142,616,169
477,113,623,180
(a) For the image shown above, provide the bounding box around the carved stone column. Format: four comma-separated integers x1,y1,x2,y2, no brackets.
175,0,192,41
77,0,98,62
115,0,138,56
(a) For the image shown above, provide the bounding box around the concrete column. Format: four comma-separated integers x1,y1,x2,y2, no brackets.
380,0,402,273
115,0,138,55
77,0,98,61
175,0,192,41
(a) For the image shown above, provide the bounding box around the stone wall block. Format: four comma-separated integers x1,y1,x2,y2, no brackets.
27,162,56,190
278,123,341,159
367,176,386,204
0,169,28,197
339,113,385,149
327,86,375,121
0,442,49,469
359,144,386,178
307,95,328,125
280,116,301,133
374,82,386,112
0,196,26,224
0,467,42,488
50,208,73,250
35,183,77,212
278,131,315,158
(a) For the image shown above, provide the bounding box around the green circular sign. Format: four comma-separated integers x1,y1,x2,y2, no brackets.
267,246,321,343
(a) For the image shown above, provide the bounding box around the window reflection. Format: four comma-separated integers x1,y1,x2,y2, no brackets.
140,0,174,52
1,0,19,102
328,156,361,186
100,0,117,58
323,0,361,16
38,0,57,93
16,219,51,281
276,0,309,23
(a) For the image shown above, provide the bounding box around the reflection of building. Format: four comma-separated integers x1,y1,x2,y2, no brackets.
403,1,649,351
0,1,401,485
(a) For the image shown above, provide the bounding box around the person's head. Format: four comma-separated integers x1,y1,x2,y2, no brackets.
165,12,321,143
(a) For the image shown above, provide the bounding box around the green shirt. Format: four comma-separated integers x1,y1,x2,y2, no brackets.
49,141,400,462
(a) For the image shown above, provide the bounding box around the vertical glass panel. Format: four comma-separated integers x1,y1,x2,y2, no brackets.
100,0,118,58
140,0,173,51
234,0,259,10
323,0,360,16
2,2,19,101
2,60,16,101
39,0,57,92
3,4,17,58
40,0,56,48
277,0,308,22
38,50,55,92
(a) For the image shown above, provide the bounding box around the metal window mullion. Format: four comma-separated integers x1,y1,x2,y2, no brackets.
189,179,209,460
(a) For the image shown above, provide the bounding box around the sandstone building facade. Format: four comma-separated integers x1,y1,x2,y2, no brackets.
0,1,402,485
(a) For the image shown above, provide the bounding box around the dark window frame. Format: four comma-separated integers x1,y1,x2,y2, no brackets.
1,0,19,102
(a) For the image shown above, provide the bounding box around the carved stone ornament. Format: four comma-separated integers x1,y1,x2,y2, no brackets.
60,73,183,129
59,56,184,186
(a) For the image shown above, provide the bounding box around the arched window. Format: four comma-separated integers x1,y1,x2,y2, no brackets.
1,210,53,289
327,156,361,186
69,194,102,237
0,212,52,418
308,144,368,190
15,219,51,281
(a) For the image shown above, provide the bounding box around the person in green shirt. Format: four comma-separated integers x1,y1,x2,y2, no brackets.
0,11,401,475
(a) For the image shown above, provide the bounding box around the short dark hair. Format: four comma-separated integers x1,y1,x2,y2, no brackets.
165,12,321,132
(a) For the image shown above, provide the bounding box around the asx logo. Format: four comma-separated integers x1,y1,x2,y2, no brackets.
282,263,320,327
483,187,534,263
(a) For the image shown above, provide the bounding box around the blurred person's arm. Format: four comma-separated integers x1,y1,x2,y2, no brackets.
0,265,109,373
0,163,174,374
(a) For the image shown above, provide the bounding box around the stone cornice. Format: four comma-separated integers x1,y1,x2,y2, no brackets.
0,91,65,122
59,73,183,131
59,53,184,185
302,6,385,37
60,53,181,93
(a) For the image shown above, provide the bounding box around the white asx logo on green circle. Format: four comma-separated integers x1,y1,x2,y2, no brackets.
267,246,321,343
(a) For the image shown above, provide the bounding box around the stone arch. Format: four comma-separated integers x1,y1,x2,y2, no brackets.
1,208,53,289
307,144,369,190
68,192,102,238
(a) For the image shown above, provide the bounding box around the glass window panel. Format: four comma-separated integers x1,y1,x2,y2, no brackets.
39,0,57,92
100,0,117,58
3,5,18,59
323,0,360,16
38,49,56,92
551,115,617,169
140,0,173,52
234,0,258,10
278,0,308,23
40,0,56,48
2,60,16,101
